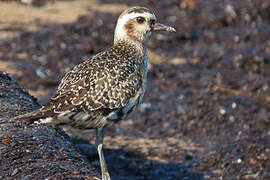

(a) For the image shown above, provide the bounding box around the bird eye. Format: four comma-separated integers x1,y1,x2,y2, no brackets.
136,17,145,24
150,19,156,27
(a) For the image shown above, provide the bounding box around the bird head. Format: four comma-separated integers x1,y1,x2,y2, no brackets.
114,7,176,45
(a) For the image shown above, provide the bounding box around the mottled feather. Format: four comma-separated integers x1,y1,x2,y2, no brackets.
10,6,171,130
50,41,145,112
12,40,147,129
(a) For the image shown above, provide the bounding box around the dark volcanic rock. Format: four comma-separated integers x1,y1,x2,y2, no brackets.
0,72,97,179
0,123,97,180
0,71,39,119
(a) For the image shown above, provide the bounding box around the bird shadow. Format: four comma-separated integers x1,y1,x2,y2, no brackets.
71,138,204,180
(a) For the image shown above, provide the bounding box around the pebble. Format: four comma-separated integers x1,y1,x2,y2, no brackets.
225,4,236,18
233,35,240,42
236,158,242,163
232,102,237,109
170,57,187,65
229,116,235,122
138,102,151,112
36,68,46,79
178,94,185,100
11,168,18,176
177,105,186,114
219,108,226,115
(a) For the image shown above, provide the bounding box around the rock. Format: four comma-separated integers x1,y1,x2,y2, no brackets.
0,71,39,119
0,71,97,179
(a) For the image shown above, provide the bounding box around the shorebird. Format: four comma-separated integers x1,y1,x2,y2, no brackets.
11,7,175,180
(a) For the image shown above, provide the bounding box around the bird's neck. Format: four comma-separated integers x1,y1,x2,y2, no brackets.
113,38,147,56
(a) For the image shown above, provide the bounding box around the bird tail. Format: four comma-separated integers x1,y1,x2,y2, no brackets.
9,109,51,124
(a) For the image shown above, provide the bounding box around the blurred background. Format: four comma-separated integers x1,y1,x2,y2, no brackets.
0,0,269,179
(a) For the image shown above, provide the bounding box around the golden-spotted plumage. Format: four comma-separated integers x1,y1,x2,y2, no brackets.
11,6,175,180
38,41,147,129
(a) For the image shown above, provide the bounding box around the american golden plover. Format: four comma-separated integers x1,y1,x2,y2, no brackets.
11,6,175,180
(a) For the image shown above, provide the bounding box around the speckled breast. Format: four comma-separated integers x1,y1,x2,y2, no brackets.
109,54,148,123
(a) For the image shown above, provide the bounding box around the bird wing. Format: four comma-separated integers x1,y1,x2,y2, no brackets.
47,49,143,114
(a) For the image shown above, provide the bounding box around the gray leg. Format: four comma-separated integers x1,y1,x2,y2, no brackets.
96,128,111,180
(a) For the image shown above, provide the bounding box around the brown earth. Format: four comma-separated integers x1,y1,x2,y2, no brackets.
0,0,269,179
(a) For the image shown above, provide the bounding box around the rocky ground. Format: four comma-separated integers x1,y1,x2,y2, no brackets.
0,0,269,179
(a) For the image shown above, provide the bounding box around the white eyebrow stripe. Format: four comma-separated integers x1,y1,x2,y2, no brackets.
118,12,156,25
120,12,154,20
